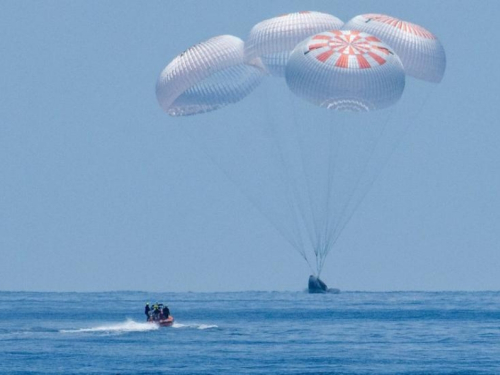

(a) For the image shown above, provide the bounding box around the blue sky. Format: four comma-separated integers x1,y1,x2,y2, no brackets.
1,0,499,292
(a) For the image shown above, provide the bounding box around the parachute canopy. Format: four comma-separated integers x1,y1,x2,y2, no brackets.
286,30,406,111
156,35,265,116
343,14,446,83
245,11,344,77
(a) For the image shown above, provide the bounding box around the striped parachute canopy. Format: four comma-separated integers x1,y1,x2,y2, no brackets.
286,30,406,111
343,14,446,83
245,11,344,77
156,35,265,116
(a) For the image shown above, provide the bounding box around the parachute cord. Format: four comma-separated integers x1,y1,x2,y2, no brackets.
263,100,318,258
326,86,437,251
320,112,348,268
321,121,336,255
325,108,395,250
258,83,314,261
304,253,315,276
179,125,308,261
288,92,324,261
318,110,394,266
289,93,323,250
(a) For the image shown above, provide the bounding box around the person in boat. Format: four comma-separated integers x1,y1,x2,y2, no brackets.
162,305,170,319
145,302,151,321
153,303,160,320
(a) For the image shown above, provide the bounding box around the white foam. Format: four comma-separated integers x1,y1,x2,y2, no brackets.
198,324,218,330
172,322,218,330
60,319,159,333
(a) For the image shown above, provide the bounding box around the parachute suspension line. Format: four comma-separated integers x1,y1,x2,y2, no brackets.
320,112,348,272
320,122,335,259
330,111,393,275
258,84,313,263
326,86,437,255
325,108,396,252
291,94,328,276
264,95,318,258
179,125,307,261
315,109,396,277
289,93,321,245
288,92,324,261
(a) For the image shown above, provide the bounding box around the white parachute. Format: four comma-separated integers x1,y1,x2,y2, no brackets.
156,35,265,116
156,12,446,278
245,11,344,76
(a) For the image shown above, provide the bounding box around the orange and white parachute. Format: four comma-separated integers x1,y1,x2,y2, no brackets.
286,30,406,111
343,14,446,83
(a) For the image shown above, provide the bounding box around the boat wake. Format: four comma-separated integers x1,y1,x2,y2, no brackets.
60,319,159,334
172,322,218,330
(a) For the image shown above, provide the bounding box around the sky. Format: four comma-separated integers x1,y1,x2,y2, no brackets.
1,0,499,292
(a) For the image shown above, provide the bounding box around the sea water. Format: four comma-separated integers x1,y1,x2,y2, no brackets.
0,291,499,374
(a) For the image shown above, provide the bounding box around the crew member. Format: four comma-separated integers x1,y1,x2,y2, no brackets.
145,302,151,321
153,303,160,320
162,305,170,318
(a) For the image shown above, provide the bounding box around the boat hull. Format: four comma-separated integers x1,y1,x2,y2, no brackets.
148,315,174,327
158,316,174,327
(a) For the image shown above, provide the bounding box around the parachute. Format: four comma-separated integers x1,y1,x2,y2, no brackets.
156,12,446,279
286,30,405,111
156,35,265,116
343,14,446,83
245,11,344,76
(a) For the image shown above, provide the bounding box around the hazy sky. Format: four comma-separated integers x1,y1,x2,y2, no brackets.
1,0,499,292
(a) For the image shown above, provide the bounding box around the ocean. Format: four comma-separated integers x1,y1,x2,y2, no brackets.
0,291,499,374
